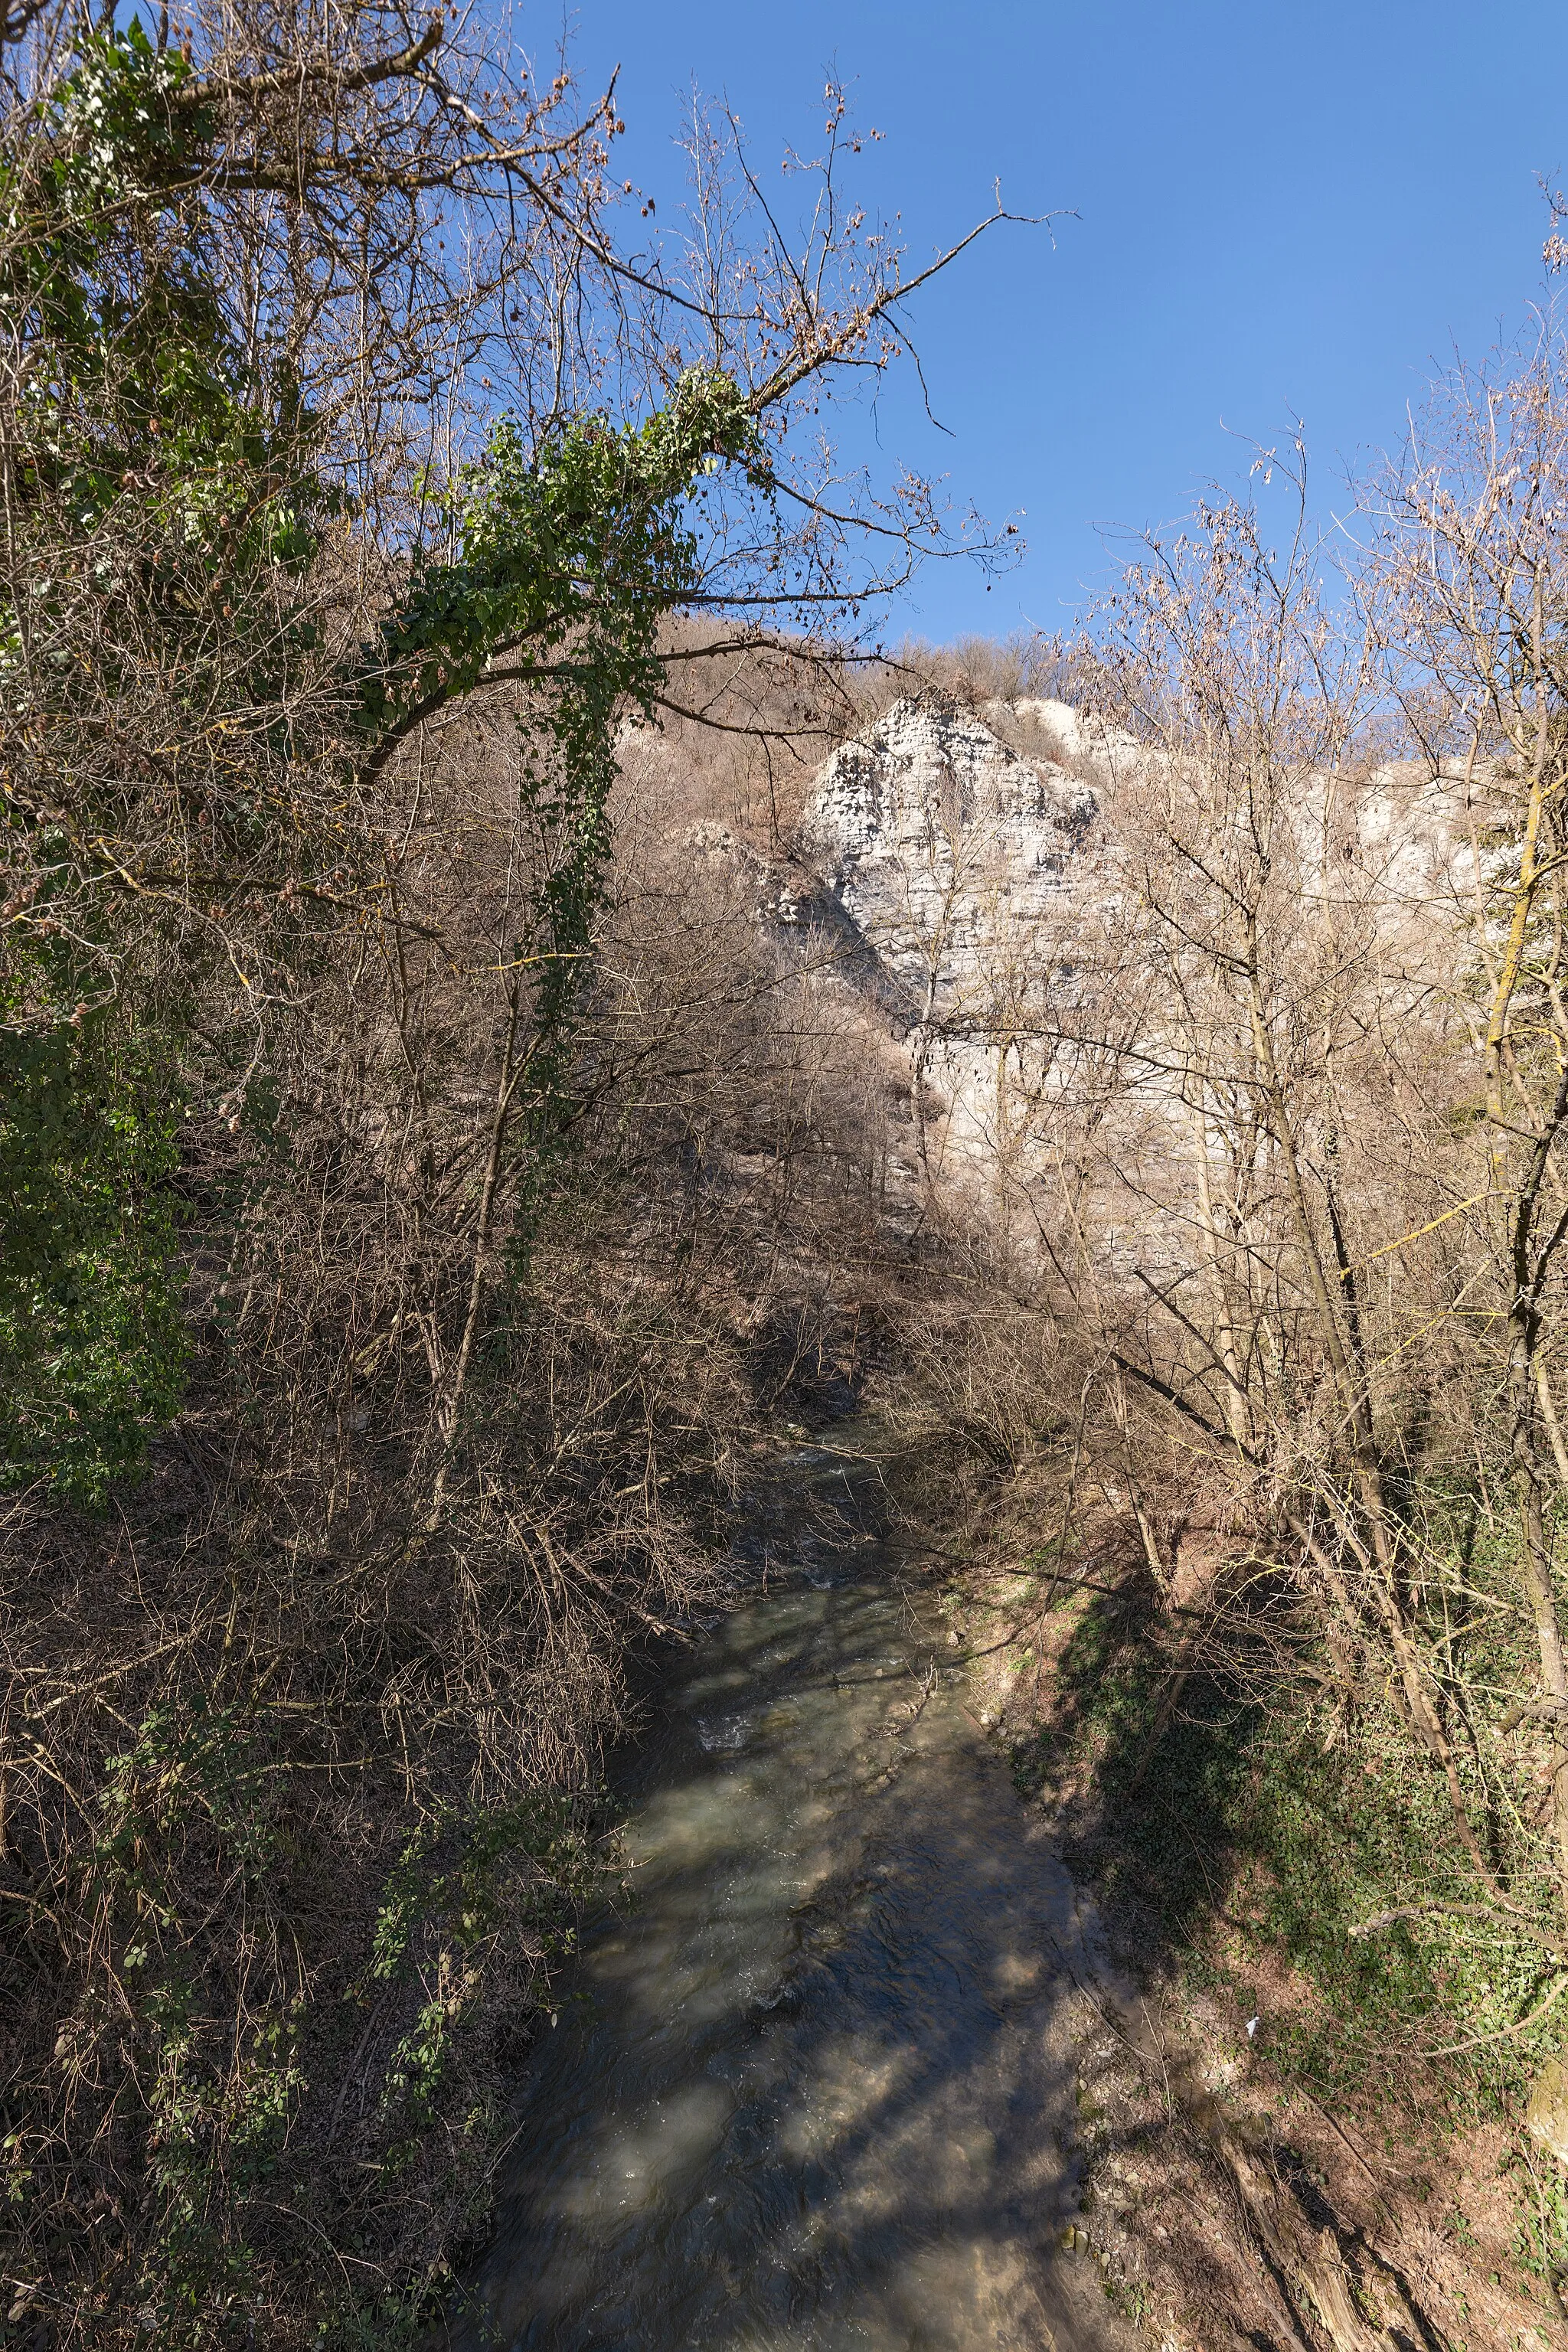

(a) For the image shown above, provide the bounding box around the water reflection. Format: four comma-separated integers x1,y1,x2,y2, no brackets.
459,1484,1130,2352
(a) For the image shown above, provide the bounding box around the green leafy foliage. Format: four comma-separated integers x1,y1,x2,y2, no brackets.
368,1792,599,1988
365,1796,605,2171
0,972,186,1502
364,369,756,740
81,1699,299,2333
362,371,760,1145
93,1696,277,1903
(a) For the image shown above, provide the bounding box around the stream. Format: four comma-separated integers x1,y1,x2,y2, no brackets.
458,1449,1135,2352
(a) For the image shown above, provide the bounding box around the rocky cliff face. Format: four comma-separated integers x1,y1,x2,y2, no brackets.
681,817,886,991
730,693,1109,1191
675,688,1478,1228
792,695,1101,1034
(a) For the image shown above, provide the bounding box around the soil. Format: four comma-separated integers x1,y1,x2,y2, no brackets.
939,1557,1567,2352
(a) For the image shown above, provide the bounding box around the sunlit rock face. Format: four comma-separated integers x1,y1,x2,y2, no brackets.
698,690,1479,1229
774,694,1111,1188
682,818,876,970
792,696,1100,1033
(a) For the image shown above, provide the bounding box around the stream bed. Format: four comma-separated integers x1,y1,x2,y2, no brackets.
459,1454,1134,2352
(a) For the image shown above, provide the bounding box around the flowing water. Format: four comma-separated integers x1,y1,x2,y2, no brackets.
459,1452,1135,2352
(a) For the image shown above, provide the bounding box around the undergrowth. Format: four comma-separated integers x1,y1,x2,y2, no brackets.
1005,1482,1568,2268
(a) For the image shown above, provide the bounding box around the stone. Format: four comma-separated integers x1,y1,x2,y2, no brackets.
786,694,1109,1182
1526,2056,1568,2164
794,694,1100,1026
669,689,1480,1224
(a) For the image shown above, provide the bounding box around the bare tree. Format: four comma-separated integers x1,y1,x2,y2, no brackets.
1368,334,1568,1931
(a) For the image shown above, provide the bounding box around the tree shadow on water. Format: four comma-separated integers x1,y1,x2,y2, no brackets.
452,1641,1135,2352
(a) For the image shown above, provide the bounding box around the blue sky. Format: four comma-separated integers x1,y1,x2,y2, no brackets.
566,0,1568,643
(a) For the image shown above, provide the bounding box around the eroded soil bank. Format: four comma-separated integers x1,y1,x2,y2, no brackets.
952,1557,1561,2352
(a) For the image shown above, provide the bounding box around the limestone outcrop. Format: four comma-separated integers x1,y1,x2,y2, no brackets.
720,692,1109,1190
672,688,1478,1214
792,695,1101,1034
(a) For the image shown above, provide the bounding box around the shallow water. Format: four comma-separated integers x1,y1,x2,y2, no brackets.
459,1460,1131,2352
